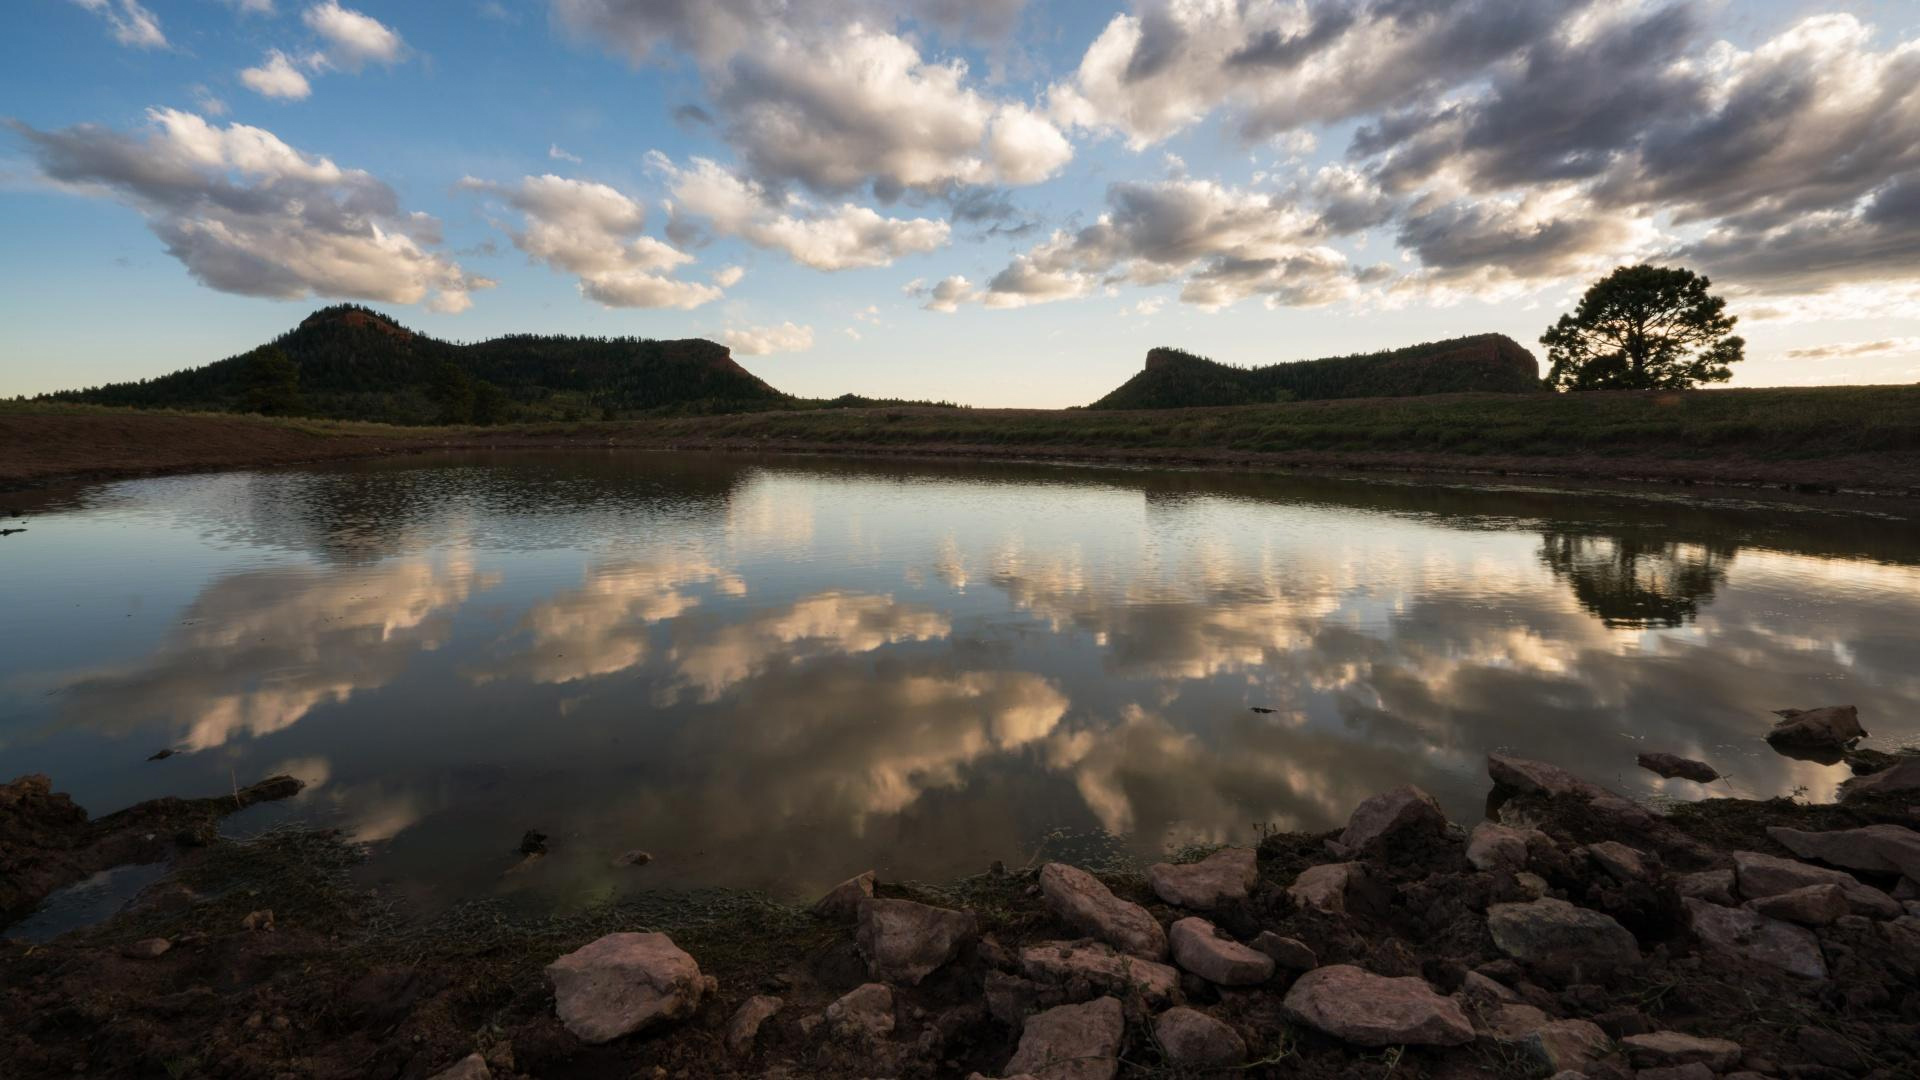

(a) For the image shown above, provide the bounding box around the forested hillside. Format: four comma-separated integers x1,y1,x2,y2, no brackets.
1088,335,1543,409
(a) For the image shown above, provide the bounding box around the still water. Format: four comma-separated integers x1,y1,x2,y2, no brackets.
3,452,1918,913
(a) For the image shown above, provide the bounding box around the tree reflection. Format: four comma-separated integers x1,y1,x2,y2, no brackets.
1539,531,1735,628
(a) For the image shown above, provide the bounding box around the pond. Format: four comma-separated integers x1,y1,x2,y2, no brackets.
3,452,1918,915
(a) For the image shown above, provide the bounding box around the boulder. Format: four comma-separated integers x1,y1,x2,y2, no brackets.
726,995,783,1056
1004,996,1125,1080
826,983,894,1043
1730,850,1901,918
1840,757,1920,801
1676,869,1737,906
1281,965,1474,1047
1684,898,1827,979
545,932,714,1044
1487,753,1654,829
1512,1019,1610,1074
1765,705,1865,752
1018,941,1180,1006
1766,824,1920,882
1487,898,1642,974
1457,970,1521,1006
1621,1031,1744,1071
1288,862,1362,915
1168,917,1274,986
1589,840,1648,881
427,1054,491,1080
1039,863,1167,961
1145,847,1256,910
1330,785,1449,856
813,870,876,921
1467,821,1532,872
1746,884,1849,926
1152,1007,1246,1069
1250,931,1316,973
856,898,976,985
1636,752,1720,783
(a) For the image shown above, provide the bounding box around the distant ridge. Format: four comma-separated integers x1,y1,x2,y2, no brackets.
48,305,790,424
1088,334,1544,409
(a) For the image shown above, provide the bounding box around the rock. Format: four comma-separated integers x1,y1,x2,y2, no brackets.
813,870,876,921
1288,862,1362,915
1039,863,1166,961
519,829,549,856
1795,1025,1867,1072
1018,941,1180,1006
1281,965,1474,1047
856,898,977,985
610,849,652,868
1458,970,1521,1006
1637,752,1720,783
427,1053,491,1080
1676,869,1737,906
1250,931,1316,972
1841,757,1920,801
1513,1019,1610,1073
1622,1031,1744,1071
1004,996,1125,1080
1684,898,1827,979
1145,848,1256,910
1589,840,1648,881
1168,918,1274,986
1514,871,1550,899
1487,753,1654,828
545,932,714,1043
1636,1065,1714,1080
1487,898,1642,974
726,995,783,1056
1152,1007,1245,1068
1479,1001,1551,1039
1746,884,1849,926
1766,824,1920,881
1731,850,1901,918
122,937,171,959
1765,705,1865,752
1330,785,1449,856
826,983,894,1043
241,909,274,932
1467,822,1532,871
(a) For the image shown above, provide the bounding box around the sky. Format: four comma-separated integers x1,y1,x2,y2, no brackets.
2,0,1918,407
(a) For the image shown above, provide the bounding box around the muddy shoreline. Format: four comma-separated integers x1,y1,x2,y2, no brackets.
5,742,1918,1079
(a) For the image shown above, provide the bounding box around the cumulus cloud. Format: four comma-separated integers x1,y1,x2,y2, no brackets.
653,155,950,270
241,50,315,100
458,173,722,309
71,0,167,49
11,108,486,312
302,1,406,70
723,322,814,355
910,275,978,313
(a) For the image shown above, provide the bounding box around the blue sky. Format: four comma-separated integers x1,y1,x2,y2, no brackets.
4,0,1919,406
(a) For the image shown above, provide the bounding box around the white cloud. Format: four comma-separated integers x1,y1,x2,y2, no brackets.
1783,338,1920,362
655,155,950,270
459,173,722,309
12,108,486,312
711,264,745,288
723,322,815,355
241,50,315,101
548,143,583,164
302,1,406,70
912,275,977,313
71,0,167,49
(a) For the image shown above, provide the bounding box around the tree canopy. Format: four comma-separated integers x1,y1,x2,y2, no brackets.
1542,265,1744,391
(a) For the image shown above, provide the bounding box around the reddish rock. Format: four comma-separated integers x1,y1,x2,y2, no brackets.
1168,917,1274,986
1004,996,1124,1080
856,898,976,985
1152,1007,1245,1068
1331,785,1449,856
1039,863,1166,961
545,932,714,1044
1145,847,1256,910
1281,965,1474,1047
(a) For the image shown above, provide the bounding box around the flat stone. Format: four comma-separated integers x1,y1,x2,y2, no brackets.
856,898,977,985
1766,705,1865,751
1288,862,1362,915
1513,1019,1610,1073
1622,1031,1744,1071
1467,822,1532,872
1039,863,1167,961
1168,917,1274,986
826,983,894,1043
726,994,783,1056
1152,1007,1246,1068
1487,898,1642,974
545,932,714,1044
1018,941,1180,1006
1281,964,1474,1047
1145,848,1256,910
1684,898,1827,979
1250,931,1316,972
122,938,171,959
1676,869,1736,906
1637,752,1720,783
1731,850,1901,918
1746,884,1849,926
1589,840,1648,881
813,870,875,921
1004,996,1125,1080
1841,757,1920,801
1767,824,1920,882
1331,785,1449,856
427,1053,491,1080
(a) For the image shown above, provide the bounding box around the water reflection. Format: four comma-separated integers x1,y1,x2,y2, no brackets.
2,453,1918,907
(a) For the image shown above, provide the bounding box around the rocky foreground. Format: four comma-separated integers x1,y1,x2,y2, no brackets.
4,738,1920,1078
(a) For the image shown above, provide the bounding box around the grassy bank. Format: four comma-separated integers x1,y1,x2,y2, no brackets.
7,385,1920,494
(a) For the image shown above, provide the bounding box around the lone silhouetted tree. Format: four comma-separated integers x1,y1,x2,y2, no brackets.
1542,265,1744,391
